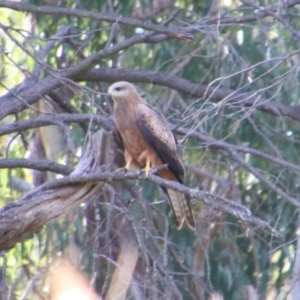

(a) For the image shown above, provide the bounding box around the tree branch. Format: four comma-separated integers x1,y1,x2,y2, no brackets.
2,64,300,124
2,113,300,176
175,127,300,208
0,0,194,41
1,0,299,33
175,127,300,175
241,0,300,42
0,158,72,175
201,0,300,26
0,32,173,120
0,131,107,251
76,68,300,123
0,160,282,252
0,114,112,136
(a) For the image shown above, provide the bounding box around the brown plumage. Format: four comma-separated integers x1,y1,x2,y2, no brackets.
108,81,195,230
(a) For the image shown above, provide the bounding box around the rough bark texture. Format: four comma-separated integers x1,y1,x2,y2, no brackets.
0,131,106,251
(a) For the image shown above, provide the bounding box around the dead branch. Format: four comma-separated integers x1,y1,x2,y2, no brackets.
77,67,300,123
0,33,171,120
0,158,72,175
0,131,106,251
0,148,282,252
1,0,300,34
0,0,194,41
0,114,111,136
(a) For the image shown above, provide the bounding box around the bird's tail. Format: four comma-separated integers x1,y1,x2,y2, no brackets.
166,188,195,230
158,167,195,230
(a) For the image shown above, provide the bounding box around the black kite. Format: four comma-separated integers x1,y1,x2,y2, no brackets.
108,81,195,230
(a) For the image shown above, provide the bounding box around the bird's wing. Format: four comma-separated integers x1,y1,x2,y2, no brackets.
135,103,195,230
135,103,184,181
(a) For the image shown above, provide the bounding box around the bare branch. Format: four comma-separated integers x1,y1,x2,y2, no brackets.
0,32,172,119
1,0,299,33
175,128,300,175
202,0,300,26
0,161,282,252
2,33,300,123
176,127,300,208
0,131,107,251
0,158,72,175
77,68,300,123
0,0,194,41
2,113,300,178
0,114,112,136
2,64,300,125
241,0,300,42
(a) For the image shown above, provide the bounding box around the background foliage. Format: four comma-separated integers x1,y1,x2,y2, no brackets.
1,0,300,299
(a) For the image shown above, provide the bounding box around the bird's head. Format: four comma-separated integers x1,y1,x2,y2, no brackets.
108,81,137,102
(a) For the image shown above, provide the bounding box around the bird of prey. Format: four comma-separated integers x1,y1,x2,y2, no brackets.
108,81,195,230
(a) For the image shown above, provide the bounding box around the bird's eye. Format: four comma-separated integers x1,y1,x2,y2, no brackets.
115,87,122,91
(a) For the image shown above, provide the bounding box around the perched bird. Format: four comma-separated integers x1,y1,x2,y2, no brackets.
108,81,195,230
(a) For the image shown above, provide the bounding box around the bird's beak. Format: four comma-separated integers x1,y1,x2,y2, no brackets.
108,86,114,95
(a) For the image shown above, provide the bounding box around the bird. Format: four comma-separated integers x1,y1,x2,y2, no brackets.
108,81,195,230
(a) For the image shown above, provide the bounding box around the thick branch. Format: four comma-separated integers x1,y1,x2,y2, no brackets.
1,39,300,123
0,32,169,120
0,131,107,251
0,165,282,252
76,68,300,123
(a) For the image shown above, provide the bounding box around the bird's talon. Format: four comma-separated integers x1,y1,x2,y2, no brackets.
141,160,151,177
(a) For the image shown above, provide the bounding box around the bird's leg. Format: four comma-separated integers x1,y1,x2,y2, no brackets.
138,150,154,177
141,158,151,177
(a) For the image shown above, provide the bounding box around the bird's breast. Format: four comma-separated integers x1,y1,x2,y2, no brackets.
114,105,151,164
